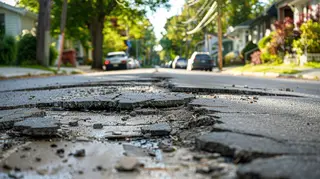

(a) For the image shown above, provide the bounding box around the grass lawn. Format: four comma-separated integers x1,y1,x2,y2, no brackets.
232,64,304,74
21,65,58,74
305,62,320,68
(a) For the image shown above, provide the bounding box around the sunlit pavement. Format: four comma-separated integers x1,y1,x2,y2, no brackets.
0,67,320,179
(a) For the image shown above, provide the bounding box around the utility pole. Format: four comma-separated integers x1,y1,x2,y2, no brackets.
57,0,68,70
37,0,51,67
217,0,223,71
136,40,139,60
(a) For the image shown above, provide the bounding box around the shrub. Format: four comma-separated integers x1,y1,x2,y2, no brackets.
293,20,320,55
17,33,37,65
251,51,261,65
17,32,58,66
258,34,272,50
0,35,17,65
241,41,258,61
49,45,58,66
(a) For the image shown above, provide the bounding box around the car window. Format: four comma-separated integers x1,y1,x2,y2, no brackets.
107,54,126,58
195,54,211,60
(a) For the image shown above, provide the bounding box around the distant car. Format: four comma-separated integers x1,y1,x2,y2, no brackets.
134,59,141,68
187,52,214,71
104,51,128,70
127,58,141,69
172,56,187,69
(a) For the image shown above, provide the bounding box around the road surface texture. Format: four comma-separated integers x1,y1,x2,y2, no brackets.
0,68,320,179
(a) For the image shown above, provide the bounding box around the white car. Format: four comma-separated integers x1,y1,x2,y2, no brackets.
104,51,128,70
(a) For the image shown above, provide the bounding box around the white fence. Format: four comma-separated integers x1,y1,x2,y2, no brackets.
307,53,320,62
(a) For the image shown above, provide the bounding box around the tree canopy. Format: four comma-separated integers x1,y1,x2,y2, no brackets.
18,0,169,69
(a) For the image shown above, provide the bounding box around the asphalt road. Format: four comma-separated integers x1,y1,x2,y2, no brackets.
1,68,319,96
1,68,320,178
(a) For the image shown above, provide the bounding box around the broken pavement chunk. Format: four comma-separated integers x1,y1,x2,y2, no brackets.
115,157,140,172
13,117,60,136
93,123,103,129
141,123,171,136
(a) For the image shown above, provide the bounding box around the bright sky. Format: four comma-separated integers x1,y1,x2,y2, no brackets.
147,0,185,40
1,0,15,5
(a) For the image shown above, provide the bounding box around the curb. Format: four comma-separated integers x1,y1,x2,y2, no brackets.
222,71,319,81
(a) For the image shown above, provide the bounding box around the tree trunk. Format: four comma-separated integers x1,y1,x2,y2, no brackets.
36,0,51,67
90,18,104,70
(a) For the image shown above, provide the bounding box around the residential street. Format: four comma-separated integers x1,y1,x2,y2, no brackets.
1,68,320,179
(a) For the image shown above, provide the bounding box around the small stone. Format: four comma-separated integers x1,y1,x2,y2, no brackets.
2,143,12,151
20,155,26,159
51,144,58,148
232,84,235,87
121,116,130,121
78,170,84,175
62,159,68,163
244,85,248,88
8,172,23,179
37,169,48,175
196,166,212,174
93,123,103,129
22,146,31,151
68,120,78,127
96,165,103,171
35,157,42,162
115,157,140,172
3,164,12,170
112,131,122,135
14,167,21,172
162,146,176,153
129,111,137,117
148,150,156,157
74,149,85,157
285,88,291,92
253,96,259,100
56,148,65,157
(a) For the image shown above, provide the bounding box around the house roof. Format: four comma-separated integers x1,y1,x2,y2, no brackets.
226,20,253,36
250,3,278,27
0,1,37,20
237,19,255,27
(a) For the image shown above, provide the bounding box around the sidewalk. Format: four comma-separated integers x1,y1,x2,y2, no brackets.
221,66,320,80
0,66,88,79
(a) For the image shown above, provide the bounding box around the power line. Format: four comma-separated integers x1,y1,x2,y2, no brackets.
186,1,217,34
182,0,210,24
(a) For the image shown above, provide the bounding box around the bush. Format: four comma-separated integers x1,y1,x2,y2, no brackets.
0,35,17,65
49,45,58,66
17,32,58,66
241,41,258,61
17,33,37,65
293,20,320,55
251,51,262,65
258,34,272,50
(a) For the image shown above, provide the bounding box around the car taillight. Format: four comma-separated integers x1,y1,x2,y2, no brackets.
121,60,127,64
104,60,110,65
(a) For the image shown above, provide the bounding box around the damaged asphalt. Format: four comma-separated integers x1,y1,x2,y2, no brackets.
0,68,320,179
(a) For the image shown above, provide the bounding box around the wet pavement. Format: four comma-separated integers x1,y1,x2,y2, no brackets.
1,69,320,179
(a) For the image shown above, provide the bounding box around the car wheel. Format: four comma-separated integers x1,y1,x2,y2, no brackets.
209,68,213,72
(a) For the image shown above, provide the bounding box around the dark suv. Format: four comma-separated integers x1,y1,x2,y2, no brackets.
187,52,214,71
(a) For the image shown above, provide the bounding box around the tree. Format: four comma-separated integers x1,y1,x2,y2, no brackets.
18,0,169,69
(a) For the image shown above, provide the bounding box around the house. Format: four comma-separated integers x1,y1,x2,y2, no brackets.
250,4,278,43
0,1,37,37
276,0,320,29
226,19,254,53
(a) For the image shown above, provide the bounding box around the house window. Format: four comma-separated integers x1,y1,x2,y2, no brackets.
0,14,4,36
245,30,249,43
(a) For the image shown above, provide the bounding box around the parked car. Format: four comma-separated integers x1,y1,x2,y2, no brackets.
127,58,141,69
187,52,214,71
134,59,141,68
104,51,128,70
172,56,187,69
